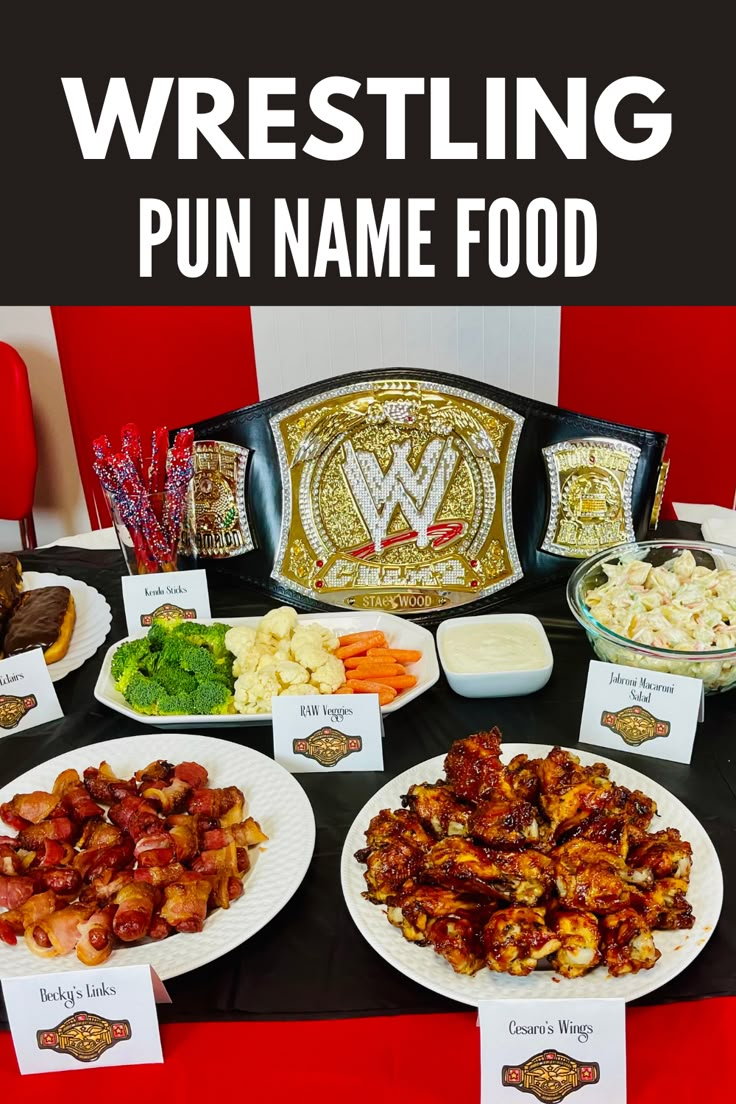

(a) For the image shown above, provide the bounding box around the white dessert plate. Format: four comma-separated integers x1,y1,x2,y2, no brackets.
0,732,315,980
93,611,439,726
341,743,723,1004
20,572,113,683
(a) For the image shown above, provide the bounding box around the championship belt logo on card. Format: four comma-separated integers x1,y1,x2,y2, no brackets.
601,705,671,746
541,438,640,558
270,379,523,612
293,726,363,767
189,440,254,558
502,1050,600,1102
37,1011,131,1063
140,601,197,626
0,693,37,730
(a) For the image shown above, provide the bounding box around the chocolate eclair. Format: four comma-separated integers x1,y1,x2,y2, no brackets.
2,586,76,665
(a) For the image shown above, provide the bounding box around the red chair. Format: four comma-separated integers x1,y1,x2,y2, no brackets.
51,307,260,528
0,341,38,548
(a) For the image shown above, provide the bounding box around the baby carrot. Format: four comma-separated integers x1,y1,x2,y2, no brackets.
366,647,422,664
347,679,398,704
333,685,354,694
367,675,418,690
338,630,387,647
336,633,385,660
350,662,406,679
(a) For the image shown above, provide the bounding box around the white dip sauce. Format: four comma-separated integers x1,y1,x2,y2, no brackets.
442,622,548,673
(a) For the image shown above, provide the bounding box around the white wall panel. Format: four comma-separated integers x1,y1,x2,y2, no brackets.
251,306,561,404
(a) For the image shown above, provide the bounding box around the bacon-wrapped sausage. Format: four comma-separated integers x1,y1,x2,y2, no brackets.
17,818,77,849
76,905,117,966
77,818,125,851
0,874,36,910
37,838,76,867
166,820,199,863
134,830,176,868
25,902,96,958
135,760,174,784
113,881,158,942
160,873,212,933
0,843,22,875
83,762,137,804
192,841,241,878
141,777,191,815
1,790,62,826
108,796,161,841
187,786,244,823
35,866,82,899
134,862,186,887
174,761,208,789
0,890,59,945
61,784,105,823
73,837,134,882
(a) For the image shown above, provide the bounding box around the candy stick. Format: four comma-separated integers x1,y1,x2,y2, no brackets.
148,426,169,495
121,423,144,483
162,429,194,554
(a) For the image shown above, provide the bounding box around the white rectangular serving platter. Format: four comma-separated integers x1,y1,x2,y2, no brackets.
93,611,439,726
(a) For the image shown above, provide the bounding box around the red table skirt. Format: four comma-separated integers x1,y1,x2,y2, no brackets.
2,998,730,1098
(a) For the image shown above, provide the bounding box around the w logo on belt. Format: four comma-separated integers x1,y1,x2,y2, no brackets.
343,438,463,556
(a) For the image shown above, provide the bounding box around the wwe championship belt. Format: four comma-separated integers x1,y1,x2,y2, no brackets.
178,369,667,621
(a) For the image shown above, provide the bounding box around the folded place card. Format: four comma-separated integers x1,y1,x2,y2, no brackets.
2,964,167,1075
579,660,703,764
0,649,63,737
271,693,384,772
479,998,626,1103
121,568,211,636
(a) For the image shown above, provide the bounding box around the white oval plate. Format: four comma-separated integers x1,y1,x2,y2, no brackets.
93,611,439,725
341,743,723,1004
0,732,315,980
20,572,112,683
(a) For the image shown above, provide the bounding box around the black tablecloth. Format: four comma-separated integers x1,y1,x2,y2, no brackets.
1,522,735,1024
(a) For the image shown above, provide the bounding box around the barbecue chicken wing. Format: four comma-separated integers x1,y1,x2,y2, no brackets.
467,798,541,849
549,909,602,978
601,908,660,976
640,877,694,930
483,906,561,976
401,781,472,838
443,728,504,801
553,840,650,915
362,808,435,851
537,746,610,796
425,916,486,975
422,838,554,905
386,884,494,943
627,828,692,883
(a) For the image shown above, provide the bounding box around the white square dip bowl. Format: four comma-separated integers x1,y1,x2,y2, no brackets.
436,612,554,698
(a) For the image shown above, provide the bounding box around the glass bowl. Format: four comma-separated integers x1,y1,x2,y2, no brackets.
566,539,736,694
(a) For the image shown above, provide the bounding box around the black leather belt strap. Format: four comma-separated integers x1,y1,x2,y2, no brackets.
176,369,667,622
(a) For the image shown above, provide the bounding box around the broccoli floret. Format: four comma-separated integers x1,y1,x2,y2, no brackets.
157,637,219,679
175,621,231,660
158,692,197,716
146,620,176,651
123,672,166,716
156,665,198,696
189,681,234,715
111,638,154,694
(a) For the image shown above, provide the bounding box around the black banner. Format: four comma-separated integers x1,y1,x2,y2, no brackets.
1,5,731,304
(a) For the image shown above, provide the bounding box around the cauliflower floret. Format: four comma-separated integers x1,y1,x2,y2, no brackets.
273,659,310,687
232,651,261,676
260,606,299,640
291,637,332,671
233,669,281,714
279,682,320,697
310,653,347,693
299,621,339,652
225,626,257,656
